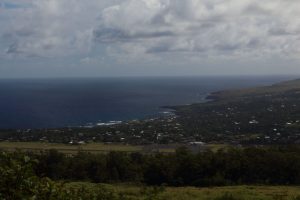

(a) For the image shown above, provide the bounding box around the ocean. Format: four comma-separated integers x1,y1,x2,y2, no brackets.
0,76,296,129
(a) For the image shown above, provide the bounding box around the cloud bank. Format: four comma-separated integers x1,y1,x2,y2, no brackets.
95,0,300,60
2,0,300,62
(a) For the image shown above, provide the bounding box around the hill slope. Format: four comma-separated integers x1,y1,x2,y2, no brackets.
207,78,300,102
174,78,300,144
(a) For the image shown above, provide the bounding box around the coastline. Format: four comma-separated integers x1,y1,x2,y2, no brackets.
162,91,218,112
1,77,297,130
165,77,300,113
2,77,300,145
64,77,300,129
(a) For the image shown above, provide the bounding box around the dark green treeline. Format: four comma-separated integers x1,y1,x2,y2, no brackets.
27,146,300,186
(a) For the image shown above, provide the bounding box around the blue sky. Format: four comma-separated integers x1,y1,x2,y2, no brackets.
2,2,27,9
1,0,300,78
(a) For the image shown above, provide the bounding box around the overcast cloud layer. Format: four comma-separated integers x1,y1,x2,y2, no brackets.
1,0,300,77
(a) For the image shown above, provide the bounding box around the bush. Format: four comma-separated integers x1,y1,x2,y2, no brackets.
0,152,120,200
0,151,167,199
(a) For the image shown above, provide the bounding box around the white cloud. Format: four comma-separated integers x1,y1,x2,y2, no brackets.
94,0,300,61
1,0,119,57
80,56,105,65
2,0,300,63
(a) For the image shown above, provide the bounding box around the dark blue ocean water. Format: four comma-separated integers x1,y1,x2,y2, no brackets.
0,76,296,129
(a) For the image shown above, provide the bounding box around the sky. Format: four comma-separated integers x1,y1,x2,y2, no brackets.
1,0,300,78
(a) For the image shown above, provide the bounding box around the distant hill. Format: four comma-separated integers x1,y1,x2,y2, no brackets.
207,78,300,102
172,78,300,144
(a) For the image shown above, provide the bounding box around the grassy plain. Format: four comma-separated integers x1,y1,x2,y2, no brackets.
0,141,143,154
67,182,300,200
0,141,232,154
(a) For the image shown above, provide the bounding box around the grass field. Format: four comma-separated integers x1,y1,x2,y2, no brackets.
0,141,232,154
66,182,300,200
0,141,143,154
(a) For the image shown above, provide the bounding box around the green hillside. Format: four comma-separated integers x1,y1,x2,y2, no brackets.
207,78,300,102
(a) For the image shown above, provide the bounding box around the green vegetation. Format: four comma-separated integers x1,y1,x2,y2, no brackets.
0,151,166,200
2,150,300,199
3,146,300,186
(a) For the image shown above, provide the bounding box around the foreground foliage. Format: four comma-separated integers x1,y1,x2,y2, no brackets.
2,148,300,199
31,146,300,186
0,151,168,200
